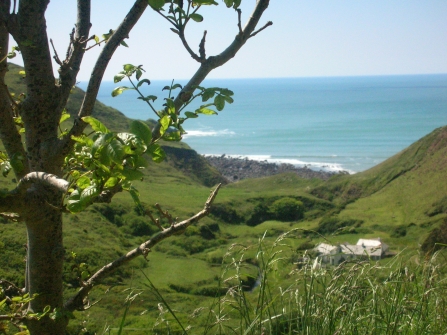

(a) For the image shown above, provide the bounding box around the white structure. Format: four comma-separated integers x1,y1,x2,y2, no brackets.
314,238,389,265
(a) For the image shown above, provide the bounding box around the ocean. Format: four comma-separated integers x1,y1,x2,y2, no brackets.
79,74,447,174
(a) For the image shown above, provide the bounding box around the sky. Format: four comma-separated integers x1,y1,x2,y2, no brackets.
10,0,447,81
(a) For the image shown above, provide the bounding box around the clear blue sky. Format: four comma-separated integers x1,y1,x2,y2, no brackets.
13,0,447,81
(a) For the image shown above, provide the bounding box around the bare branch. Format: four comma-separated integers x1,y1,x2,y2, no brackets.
64,184,221,312
173,0,271,111
249,20,273,38
199,30,207,60
236,8,242,34
55,1,91,123
179,29,202,63
13,172,70,195
59,0,148,158
50,38,63,66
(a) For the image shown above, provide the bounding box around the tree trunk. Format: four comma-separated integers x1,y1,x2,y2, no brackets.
23,186,68,334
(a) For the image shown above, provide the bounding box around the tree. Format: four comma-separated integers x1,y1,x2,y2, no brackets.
0,0,271,333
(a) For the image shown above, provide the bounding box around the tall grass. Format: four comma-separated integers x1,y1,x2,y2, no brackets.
112,231,447,335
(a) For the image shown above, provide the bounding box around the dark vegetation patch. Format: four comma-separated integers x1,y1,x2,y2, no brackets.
390,225,407,238
162,146,227,187
426,196,447,217
421,217,447,254
210,202,244,224
316,216,364,235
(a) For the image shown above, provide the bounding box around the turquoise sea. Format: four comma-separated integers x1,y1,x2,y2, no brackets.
80,74,447,173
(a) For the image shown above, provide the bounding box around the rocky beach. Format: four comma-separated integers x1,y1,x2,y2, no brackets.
204,155,346,182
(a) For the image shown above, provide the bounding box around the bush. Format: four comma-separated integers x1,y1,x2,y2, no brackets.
247,203,272,226
127,217,155,237
296,241,315,251
391,225,407,238
269,197,304,222
210,203,243,224
317,216,363,235
421,218,447,254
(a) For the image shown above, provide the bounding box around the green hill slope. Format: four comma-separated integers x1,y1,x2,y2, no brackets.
311,126,447,205
2,63,447,332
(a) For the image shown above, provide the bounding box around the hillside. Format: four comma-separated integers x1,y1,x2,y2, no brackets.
1,63,447,333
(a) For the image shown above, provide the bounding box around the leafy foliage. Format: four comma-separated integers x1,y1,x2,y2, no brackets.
269,197,304,222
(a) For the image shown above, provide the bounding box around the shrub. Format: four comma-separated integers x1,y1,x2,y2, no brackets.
421,217,447,254
317,216,363,235
210,202,243,224
247,203,272,226
127,217,155,237
296,241,315,251
391,225,407,238
269,197,304,222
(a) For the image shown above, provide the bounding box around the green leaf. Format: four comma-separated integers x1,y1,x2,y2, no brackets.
128,185,143,210
185,111,198,118
221,88,234,96
148,0,165,10
120,40,129,47
193,0,218,5
189,13,204,22
171,83,183,90
59,113,70,124
114,73,126,83
82,116,110,133
121,168,144,181
148,144,166,163
136,69,143,80
71,135,94,147
202,89,215,102
67,200,85,213
106,139,125,164
123,64,136,72
76,176,91,189
223,95,234,103
92,133,113,156
162,130,182,141
111,86,133,97
81,270,90,280
104,177,119,188
196,107,217,115
130,120,152,145
214,95,225,111
137,79,151,88
80,185,99,202
138,95,157,102
159,115,171,136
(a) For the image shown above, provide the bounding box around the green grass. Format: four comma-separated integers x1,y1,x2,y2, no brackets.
95,233,447,335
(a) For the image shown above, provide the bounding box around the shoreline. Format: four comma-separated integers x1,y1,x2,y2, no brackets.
204,154,348,182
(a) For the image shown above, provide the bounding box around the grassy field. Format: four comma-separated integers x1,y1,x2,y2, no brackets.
1,63,447,333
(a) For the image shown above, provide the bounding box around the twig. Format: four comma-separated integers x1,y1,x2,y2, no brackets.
65,28,76,61
50,39,63,66
199,30,207,60
179,30,202,63
249,21,273,38
64,183,221,312
236,8,243,34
